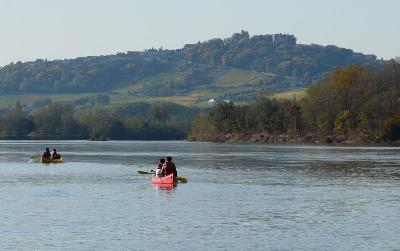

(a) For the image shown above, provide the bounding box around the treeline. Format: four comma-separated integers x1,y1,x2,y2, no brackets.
0,52,175,93
184,30,379,80
189,98,302,142
189,61,400,143
0,102,200,140
302,60,400,142
0,61,398,143
0,31,379,94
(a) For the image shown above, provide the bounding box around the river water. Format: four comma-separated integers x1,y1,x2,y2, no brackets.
0,141,399,250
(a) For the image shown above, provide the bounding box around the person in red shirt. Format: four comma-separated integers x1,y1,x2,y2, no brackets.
162,156,177,178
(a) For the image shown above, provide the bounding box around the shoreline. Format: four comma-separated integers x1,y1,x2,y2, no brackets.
0,135,398,145
188,132,400,145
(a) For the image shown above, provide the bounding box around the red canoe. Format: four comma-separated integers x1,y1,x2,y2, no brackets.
152,173,177,185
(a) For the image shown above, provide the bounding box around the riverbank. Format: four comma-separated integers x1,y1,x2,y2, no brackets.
189,132,399,144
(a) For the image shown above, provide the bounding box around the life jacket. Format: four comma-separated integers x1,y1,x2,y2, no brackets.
42,152,51,158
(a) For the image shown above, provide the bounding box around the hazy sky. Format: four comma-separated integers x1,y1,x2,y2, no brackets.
0,0,398,66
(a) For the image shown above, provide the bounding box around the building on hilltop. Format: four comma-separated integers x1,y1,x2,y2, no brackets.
272,34,297,46
250,34,274,45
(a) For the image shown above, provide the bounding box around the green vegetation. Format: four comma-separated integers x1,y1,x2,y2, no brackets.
0,101,202,140
189,61,400,143
1,61,398,142
271,88,307,100
0,31,392,142
0,31,379,106
185,30,378,81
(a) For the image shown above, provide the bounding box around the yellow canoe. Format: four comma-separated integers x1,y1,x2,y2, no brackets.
41,157,63,164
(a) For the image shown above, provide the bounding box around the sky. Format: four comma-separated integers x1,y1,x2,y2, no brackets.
0,0,399,66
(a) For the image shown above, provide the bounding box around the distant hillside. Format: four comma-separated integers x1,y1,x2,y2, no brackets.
0,31,380,104
184,31,378,79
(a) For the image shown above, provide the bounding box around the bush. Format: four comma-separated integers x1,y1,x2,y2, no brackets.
381,116,400,141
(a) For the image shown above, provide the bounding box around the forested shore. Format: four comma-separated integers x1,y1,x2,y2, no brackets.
0,61,399,143
189,61,400,144
0,101,198,140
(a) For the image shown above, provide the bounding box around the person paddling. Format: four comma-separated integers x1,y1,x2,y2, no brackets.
162,156,177,178
51,148,61,159
42,148,51,159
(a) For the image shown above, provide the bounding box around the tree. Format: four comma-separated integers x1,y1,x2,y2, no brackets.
334,110,352,134
188,112,209,140
32,103,81,139
209,102,236,134
2,101,33,138
381,115,400,141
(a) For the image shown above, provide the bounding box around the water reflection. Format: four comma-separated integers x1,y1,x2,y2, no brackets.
296,161,400,183
152,183,177,191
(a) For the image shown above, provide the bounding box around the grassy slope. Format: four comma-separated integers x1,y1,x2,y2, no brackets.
0,88,307,110
114,71,188,94
271,88,307,100
0,68,305,109
0,93,96,109
214,69,273,87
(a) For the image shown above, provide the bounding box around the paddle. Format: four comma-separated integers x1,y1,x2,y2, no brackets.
29,156,41,163
177,176,188,184
138,170,153,175
137,170,188,183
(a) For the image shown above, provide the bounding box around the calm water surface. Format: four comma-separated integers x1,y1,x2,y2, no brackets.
0,141,399,250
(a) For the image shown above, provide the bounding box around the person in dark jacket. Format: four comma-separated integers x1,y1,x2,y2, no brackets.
162,156,177,177
51,149,61,159
42,148,51,159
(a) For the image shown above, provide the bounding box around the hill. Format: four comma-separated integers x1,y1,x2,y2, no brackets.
0,31,380,108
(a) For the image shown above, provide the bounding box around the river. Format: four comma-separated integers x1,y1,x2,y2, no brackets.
0,141,399,250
